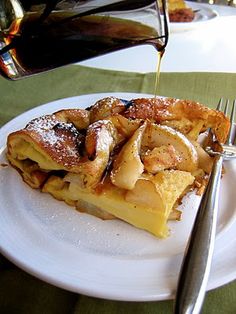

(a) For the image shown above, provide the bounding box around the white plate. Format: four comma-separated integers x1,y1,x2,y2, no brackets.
170,2,219,32
0,92,236,301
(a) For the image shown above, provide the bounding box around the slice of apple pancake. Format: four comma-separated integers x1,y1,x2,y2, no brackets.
6,96,230,238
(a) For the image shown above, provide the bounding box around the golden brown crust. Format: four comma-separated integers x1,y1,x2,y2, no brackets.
54,108,90,129
7,114,83,171
89,97,126,123
123,97,230,143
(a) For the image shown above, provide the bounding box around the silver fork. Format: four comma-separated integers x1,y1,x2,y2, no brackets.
174,98,236,314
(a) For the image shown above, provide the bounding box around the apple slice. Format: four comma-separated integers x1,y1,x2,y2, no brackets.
142,145,181,173
142,123,198,172
191,140,213,174
69,120,118,189
111,122,146,190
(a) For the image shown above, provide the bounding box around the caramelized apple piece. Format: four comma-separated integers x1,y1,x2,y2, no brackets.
68,120,118,188
89,97,126,123
108,114,142,141
142,145,181,173
191,140,214,174
124,97,230,143
142,123,198,172
54,108,90,129
111,122,146,190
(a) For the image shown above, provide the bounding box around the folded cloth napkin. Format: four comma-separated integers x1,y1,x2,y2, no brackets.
0,65,236,314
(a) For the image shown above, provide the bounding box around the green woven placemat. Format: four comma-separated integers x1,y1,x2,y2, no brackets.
1,65,236,126
0,65,236,314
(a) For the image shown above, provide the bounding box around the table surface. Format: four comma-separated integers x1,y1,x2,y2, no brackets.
80,2,236,73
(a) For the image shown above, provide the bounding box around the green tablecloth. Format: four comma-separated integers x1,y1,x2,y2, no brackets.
0,65,236,314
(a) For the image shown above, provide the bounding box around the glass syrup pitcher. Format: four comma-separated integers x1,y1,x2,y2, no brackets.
0,0,169,80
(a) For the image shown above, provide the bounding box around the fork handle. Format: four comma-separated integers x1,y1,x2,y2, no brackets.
174,155,223,314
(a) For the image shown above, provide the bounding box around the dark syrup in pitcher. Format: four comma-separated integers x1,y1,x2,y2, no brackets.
0,1,167,80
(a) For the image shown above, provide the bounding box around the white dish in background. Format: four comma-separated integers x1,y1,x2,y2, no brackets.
0,92,236,301
170,2,219,32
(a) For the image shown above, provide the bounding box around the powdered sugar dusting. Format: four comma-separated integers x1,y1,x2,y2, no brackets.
27,115,60,145
26,114,82,168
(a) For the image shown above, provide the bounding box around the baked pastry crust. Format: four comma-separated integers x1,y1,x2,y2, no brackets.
123,97,229,143
6,96,230,237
